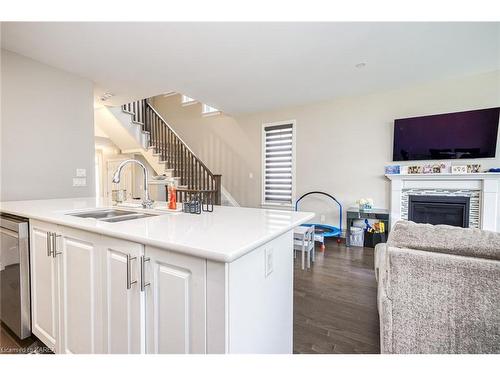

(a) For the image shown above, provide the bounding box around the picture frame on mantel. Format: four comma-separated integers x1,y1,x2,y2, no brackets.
467,164,481,173
451,164,481,174
452,165,468,174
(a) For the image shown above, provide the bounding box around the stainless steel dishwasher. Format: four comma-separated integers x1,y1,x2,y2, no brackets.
0,214,31,339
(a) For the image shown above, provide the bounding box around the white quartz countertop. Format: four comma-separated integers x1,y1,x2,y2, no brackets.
0,197,314,263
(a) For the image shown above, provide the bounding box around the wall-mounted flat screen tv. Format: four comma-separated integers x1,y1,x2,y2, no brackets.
393,107,500,161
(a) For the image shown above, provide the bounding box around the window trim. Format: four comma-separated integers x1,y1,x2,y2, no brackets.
202,103,221,116
181,95,197,106
261,120,296,208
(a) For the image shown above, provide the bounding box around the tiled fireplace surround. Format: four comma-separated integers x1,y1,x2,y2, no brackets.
386,173,500,232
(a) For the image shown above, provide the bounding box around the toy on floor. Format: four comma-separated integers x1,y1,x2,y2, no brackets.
364,219,385,234
362,219,386,248
294,191,342,251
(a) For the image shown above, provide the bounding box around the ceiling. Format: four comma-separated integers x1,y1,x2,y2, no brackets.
2,22,499,114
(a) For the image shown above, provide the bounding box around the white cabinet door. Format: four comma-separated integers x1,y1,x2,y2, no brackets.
144,246,206,353
30,220,59,351
58,227,103,354
101,237,144,353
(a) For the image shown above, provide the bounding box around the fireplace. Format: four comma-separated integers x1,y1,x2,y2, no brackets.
386,173,500,232
408,195,470,228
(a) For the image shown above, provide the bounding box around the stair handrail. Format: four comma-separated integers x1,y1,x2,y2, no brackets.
144,101,216,180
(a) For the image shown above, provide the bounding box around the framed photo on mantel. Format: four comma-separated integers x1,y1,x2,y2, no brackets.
451,164,481,174
452,165,468,174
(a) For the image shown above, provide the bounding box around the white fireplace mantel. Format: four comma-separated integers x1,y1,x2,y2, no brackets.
385,173,500,232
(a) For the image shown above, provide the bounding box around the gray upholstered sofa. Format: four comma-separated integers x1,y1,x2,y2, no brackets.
374,220,500,354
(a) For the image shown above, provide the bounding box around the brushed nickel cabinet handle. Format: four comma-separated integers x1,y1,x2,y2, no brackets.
140,256,151,292
52,233,62,257
47,232,52,257
126,254,137,290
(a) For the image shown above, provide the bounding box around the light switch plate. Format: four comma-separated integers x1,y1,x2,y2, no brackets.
76,168,87,177
73,177,87,187
265,248,273,277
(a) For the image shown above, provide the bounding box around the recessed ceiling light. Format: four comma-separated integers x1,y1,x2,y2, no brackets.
355,62,367,69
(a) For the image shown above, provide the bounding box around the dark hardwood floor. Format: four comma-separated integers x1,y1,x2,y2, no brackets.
293,242,380,354
0,323,49,354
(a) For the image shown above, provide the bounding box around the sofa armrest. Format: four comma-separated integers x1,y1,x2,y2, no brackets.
374,243,387,282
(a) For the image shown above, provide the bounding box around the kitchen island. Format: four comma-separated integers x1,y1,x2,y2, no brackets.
0,197,313,354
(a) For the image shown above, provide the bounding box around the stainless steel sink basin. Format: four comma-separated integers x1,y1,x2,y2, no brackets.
101,213,154,223
66,209,155,223
68,209,138,219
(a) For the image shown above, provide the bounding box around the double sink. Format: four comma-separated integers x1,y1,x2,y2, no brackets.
67,209,157,223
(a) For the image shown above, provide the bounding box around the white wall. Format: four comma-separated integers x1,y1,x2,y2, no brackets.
150,96,258,204
1,50,95,201
152,71,500,228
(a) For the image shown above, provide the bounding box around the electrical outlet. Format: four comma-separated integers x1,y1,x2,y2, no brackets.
249,172,254,179
76,168,86,177
265,248,273,277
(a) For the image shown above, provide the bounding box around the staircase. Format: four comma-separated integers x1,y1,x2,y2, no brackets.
120,99,222,204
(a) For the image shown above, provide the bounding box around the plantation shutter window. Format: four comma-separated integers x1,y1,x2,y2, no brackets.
263,122,295,205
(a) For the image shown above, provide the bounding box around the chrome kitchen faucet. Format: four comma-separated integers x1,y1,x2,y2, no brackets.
112,159,154,209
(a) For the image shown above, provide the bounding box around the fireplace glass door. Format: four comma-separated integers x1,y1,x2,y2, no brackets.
408,195,470,228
